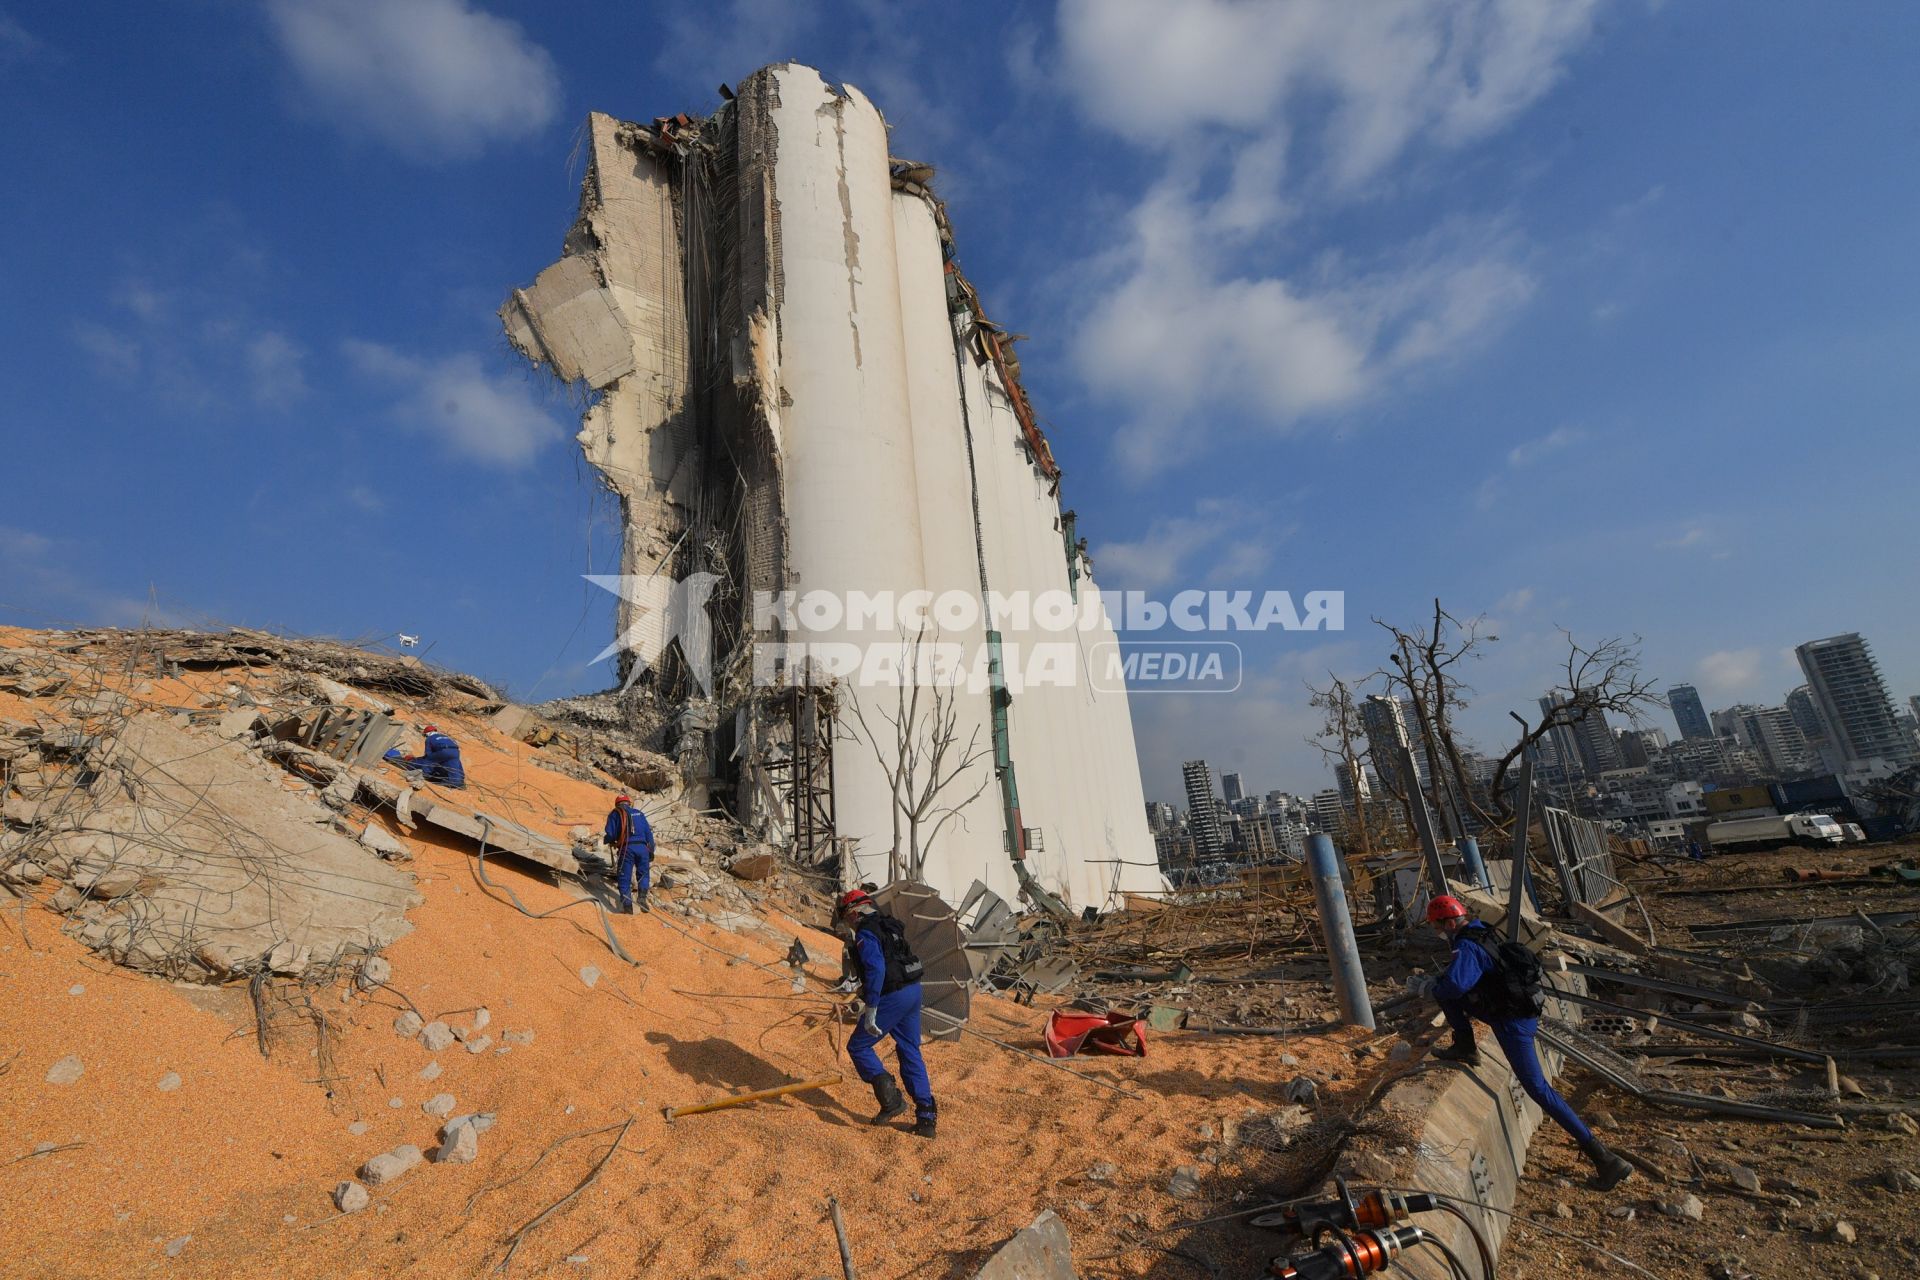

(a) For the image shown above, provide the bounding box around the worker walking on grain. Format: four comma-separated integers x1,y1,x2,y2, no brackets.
1419,894,1633,1190
837,888,937,1139
383,722,465,788
603,794,655,914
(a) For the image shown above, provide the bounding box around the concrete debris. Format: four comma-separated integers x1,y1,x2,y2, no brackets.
579,966,600,989
1728,1164,1762,1193
164,1235,190,1258
358,1145,424,1187
44,1055,84,1085
419,1022,455,1052
356,955,392,991
471,1006,490,1030
502,1028,535,1046
433,1121,479,1165
1282,1077,1318,1105
23,714,420,982
1164,1167,1201,1199
1659,1195,1705,1222
969,1209,1077,1280
1083,1163,1117,1183
465,1035,493,1055
1886,1111,1918,1136
419,1061,442,1081
332,1180,371,1214
393,1011,424,1038
1829,1219,1857,1245
422,1093,456,1119
156,1072,182,1092
1883,1168,1920,1194
357,824,410,862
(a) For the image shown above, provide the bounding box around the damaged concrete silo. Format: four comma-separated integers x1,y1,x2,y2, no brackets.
502,63,1160,913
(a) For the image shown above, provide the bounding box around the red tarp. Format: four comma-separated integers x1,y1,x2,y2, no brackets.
1044,1010,1147,1058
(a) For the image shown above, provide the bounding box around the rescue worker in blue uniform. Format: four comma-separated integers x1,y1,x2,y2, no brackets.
1422,894,1632,1190
603,794,654,914
838,889,936,1138
384,723,465,788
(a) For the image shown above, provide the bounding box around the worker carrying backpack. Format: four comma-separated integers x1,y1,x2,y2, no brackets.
861,911,925,994
1459,922,1547,1020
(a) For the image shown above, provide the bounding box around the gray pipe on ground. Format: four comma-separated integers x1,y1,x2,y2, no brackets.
1306,833,1375,1029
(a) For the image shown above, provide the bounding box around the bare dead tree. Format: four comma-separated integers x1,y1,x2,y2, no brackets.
1490,630,1664,822
1304,674,1412,857
1379,600,1503,833
845,628,995,883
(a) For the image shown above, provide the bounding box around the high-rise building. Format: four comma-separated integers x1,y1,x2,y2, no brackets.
1221,772,1245,805
1144,801,1175,834
1360,694,1420,795
1785,685,1829,746
1181,760,1224,857
1617,726,1669,768
1668,684,1712,742
1309,788,1346,836
1795,634,1918,769
1541,694,1620,775
1715,704,1815,778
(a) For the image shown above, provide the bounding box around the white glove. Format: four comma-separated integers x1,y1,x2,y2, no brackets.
859,1003,881,1037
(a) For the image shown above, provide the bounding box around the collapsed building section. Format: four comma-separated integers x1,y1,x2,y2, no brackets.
503,64,1159,912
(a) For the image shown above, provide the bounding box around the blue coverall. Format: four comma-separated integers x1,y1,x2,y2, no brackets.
604,804,654,904
846,922,935,1118
1435,924,1592,1145
385,731,465,788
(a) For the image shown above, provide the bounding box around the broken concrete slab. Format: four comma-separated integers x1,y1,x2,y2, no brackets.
358,823,410,861
60,714,420,982
358,1145,424,1187
411,795,577,875
500,253,638,390
970,1209,1077,1280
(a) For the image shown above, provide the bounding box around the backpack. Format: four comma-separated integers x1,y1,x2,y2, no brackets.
861,912,925,994
1459,922,1546,1020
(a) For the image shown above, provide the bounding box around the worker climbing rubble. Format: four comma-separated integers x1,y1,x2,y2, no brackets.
383,722,465,788
603,794,655,914
1414,894,1634,1191
837,888,937,1139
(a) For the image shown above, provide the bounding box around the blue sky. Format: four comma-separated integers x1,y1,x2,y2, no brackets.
3,1,1917,807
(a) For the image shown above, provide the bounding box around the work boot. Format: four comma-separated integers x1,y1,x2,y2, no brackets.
1432,1035,1481,1067
912,1099,937,1140
619,895,635,915
867,1074,907,1125
1580,1138,1633,1191
636,889,651,913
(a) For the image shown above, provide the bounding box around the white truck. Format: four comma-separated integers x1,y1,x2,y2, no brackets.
1705,811,1847,852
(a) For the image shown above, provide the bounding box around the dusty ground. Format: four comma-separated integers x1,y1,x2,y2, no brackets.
1499,838,1920,1280
0,627,1390,1280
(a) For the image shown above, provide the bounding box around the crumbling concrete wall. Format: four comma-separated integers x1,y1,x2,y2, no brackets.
502,64,1162,911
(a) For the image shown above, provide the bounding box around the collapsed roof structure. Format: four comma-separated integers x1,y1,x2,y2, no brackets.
502,64,1160,913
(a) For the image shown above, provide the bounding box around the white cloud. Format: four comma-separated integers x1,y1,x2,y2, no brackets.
1697,647,1762,696
1093,498,1281,593
246,331,309,405
1661,525,1709,549
1059,0,1604,188
1505,425,1585,468
266,0,560,158
1079,191,1534,471
345,339,562,467
0,12,43,66
1492,587,1534,615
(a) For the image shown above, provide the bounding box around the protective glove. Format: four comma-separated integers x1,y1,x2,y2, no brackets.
1405,974,1437,999
859,1003,881,1037
832,974,860,994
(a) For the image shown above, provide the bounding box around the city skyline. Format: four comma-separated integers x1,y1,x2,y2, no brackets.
1147,626,1920,815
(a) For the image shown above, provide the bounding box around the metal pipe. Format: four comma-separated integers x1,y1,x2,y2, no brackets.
1306,833,1375,1029
1505,757,1535,941
1455,837,1487,891
663,1074,842,1120
1398,743,1450,898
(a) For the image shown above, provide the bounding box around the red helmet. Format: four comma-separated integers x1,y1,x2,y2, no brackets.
1426,894,1469,924
422,723,439,733
615,794,631,805
836,889,873,915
